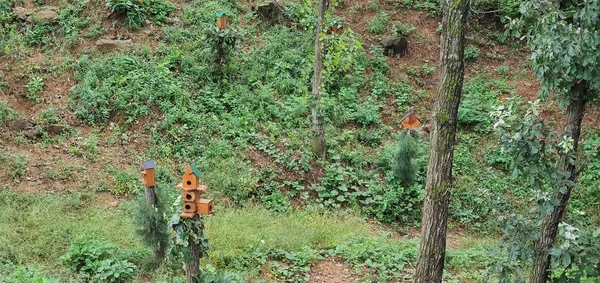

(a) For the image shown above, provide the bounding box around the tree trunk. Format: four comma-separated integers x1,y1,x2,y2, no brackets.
530,82,587,283
145,186,156,206
185,217,202,283
310,0,327,159
414,0,469,282
144,186,165,259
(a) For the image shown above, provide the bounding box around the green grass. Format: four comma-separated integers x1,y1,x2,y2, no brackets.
205,206,373,260
0,189,142,276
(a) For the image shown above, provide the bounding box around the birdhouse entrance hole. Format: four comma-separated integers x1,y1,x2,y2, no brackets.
185,204,192,210
186,181,191,185
186,194,192,200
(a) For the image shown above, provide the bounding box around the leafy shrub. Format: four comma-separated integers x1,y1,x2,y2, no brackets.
94,259,136,282
391,21,415,36
285,0,317,30
464,45,480,61
0,101,15,124
37,107,62,125
268,248,318,282
195,271,245,283
200,156,259,205
368,12,389,34
61,237,137,282
497,65,510,77
25,76,44,103
261,189,291,212
0,0,12,23
59,0,92,44
571,132,600,215
353,102,381,126
110,170,139,196
71,55,184,125
324,29,363,87
331,236,417,281
362,182,423,224
458,76,499,131
421,63,436,76
358,128,384,147
0,152,28,178
24,25,53,46
106,0,174,29
0,262,58,283
204,27,243,76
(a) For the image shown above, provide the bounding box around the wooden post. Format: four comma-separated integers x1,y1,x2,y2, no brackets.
141,160,164,259
176,164,213,283
184,216,202,283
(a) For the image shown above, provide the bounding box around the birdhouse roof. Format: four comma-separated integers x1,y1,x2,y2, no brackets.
188,164,200,177
400,112,421,123
142,160,155,170
216,12,225,17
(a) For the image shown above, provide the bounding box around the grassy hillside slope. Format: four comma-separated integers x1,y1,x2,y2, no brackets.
0,0,599,281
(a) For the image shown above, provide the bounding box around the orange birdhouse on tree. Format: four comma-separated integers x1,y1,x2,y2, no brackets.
177,164,214,219
400,106,421,130
141,160,156,187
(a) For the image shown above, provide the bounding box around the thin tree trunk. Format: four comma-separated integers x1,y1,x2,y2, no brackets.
414,0,469,282
145,186,156,206
310,0,327,159
185,217,202,283
530,82,587,283
144,186,165,259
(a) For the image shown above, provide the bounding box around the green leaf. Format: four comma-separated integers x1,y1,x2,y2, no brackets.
561,253,571,267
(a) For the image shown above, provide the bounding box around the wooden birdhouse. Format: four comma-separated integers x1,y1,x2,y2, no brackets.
400,108,421,130
141,160,156,187
181,164,200,190
217,12,227,30
327,21,343,35
177,164,214,219
197,199,214,215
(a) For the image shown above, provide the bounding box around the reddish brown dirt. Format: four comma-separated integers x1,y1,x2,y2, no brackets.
309,258,362,283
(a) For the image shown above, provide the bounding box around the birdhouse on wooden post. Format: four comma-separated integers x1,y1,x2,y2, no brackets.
400,107,421,131
177,164,214,219
217,12,227,30
141,160,156,187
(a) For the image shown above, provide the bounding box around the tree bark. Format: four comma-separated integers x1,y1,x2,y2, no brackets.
414,0,469,282
144,186,165,259
530,81,587,283
145,186,156,206
310,0,327,159
185,217,202,283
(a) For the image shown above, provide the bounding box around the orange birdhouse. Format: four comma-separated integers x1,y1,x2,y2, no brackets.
400,108,421,130
217,12,227,30
197,199,214,215
177,164,214,219
327,22,343,35
141,160,156,187
181,164,200,190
